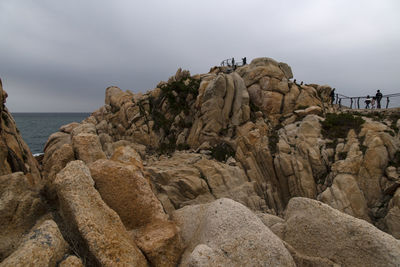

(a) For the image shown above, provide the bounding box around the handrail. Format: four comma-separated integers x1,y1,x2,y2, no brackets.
335,92,400,109
220,57,247,67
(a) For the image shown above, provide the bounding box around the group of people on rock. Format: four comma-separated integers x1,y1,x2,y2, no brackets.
365,90,383,109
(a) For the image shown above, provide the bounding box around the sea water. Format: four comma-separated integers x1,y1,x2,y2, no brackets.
12,113,90,154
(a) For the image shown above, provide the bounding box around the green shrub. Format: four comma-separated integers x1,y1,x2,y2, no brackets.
389,151,400,168
338,151,347,160
325,140,338,149
321,113,365,139
211,142,235,162
268,132,279,154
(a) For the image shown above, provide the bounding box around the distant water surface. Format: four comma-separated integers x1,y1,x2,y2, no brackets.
12,113,90,154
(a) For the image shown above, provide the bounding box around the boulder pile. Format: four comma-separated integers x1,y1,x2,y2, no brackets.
1,58,400,266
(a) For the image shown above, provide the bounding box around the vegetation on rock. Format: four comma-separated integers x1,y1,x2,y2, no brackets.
321,113,365,139
210,142,235,162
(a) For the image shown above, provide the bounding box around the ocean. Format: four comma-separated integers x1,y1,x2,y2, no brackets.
12,113,90,155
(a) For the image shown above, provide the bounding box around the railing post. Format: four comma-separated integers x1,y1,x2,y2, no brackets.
357,98,360,109
350,98,353,109
386,97,390,109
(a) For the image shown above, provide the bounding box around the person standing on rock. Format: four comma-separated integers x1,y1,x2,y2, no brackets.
365,95,372,109
232,57,235,67
376,90,383,108
242,57,247,65
330,88,335,104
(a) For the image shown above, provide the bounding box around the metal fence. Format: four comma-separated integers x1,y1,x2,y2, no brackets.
220,58,246,67
335,93,400,109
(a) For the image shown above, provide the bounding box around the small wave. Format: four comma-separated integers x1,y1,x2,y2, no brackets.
33,153,44,157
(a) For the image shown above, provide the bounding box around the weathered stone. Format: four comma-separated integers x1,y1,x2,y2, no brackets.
0,220,68,267
282,197,400,266
259,76,289,94
58,255,84,267
146,152,266,213
72,133,106,164
105,86,132,111
42,143,75,189
385,187,400,239
71,123,97,136
110,145,143,171
59,122,80,134
278,62,293,79
130,220,183,267
172,198,295,266
319,174,370,221
55,161,148,266
0,83,41,184
89,159,167,229
0,172,46,261
59,255,84,267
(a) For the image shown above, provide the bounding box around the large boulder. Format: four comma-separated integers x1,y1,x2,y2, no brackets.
172,198,295,266
71,133,106,164
0,220,68,267
319,174,370,221
54,160,148,266
88,158,167,229
281,197,400,266
0,172,46,261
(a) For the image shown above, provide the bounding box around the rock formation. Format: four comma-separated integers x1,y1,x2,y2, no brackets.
1,58,400,266
0,79,41,184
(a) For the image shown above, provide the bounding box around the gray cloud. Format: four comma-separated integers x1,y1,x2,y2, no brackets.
1,0,399,111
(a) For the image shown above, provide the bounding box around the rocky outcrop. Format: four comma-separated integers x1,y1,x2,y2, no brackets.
55,160,148,267
0,81,41,186
4,57,400,265
187,72,250,147
172,198,295,266
0,220,68,267
146,152,267,213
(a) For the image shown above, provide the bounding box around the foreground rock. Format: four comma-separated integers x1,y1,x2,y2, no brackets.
0,220,68,267
89,146,183,267
55,160,148,267
172,198,295,266
0,172,46,261
281,197,400,266
59,255,84,267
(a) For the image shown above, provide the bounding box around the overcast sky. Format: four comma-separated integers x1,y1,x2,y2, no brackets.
1,0,399,112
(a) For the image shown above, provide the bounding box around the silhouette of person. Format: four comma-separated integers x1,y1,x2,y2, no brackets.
365,95,372,109
232,57,235,67
376,90,383,109
242,57,247,65
330,88,335,104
